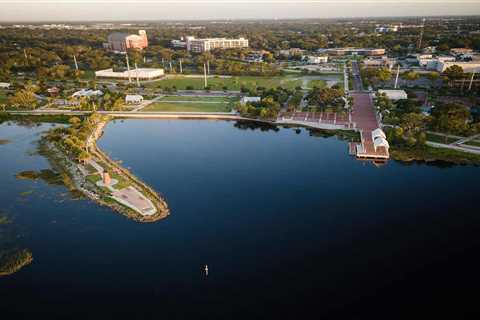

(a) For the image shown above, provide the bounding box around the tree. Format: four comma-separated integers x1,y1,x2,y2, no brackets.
444,65,464,80
377,68,392,82
77,151,91,164
9,90,37,109
375,92,394,114
400,113,425,136
427,72,440,82
68,116,82,127
431,103,470,138
402,71,420,82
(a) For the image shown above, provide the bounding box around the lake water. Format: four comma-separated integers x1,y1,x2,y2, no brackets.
1,119,479,319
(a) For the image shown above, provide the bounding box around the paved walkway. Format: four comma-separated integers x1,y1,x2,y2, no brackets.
452,133,480,146
89,155,157,216
130,95,164,112
427,141,480,155
350,92,389,159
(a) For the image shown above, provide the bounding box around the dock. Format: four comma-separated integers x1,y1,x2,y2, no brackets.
350,92,389,160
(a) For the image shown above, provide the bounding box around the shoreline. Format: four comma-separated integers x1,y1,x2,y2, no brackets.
39,115,170,223
4,112,480,166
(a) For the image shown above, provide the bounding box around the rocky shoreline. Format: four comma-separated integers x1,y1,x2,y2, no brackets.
40,117,170,223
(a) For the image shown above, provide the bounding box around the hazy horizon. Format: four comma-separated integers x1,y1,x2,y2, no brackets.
1,1,480,22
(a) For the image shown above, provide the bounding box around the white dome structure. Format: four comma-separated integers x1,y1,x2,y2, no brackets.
373,137,390,151
372,128,386,141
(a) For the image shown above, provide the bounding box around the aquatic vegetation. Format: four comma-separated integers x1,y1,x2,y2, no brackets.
0,249,33,276
0,214,10,225
16,169,64,185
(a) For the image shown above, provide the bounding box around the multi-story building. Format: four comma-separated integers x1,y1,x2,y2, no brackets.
103,30,148,53
435,61,480,73
185,36,248,53
363,56,394,68
450,48,474,56
426,56,456,70
320,47,385,56
375,25,399,33
279,48,304,57
304,55,328,64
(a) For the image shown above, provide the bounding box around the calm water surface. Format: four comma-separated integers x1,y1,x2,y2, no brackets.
0,119,479,319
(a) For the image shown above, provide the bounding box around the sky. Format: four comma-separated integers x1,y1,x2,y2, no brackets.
0,0,479,22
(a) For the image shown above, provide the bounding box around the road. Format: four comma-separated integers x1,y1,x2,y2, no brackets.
351,60,364,91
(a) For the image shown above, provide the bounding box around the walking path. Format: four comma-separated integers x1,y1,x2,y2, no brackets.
84,120,161,217
452,133,480,146
350,92,389,159
427,141,480,155
131,95,164,112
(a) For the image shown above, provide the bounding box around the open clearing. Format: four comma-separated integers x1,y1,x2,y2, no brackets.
142,102,233,112
149,74,342,91
158,95,232,103
0,91,8,104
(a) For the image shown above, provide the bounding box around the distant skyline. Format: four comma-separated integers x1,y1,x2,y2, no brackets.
1,1,480,22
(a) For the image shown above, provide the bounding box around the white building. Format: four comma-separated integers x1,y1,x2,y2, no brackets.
125,95,143,104
425,56,456,71
279,48,304,57
378,90,408,101
240,96,261,105
171,39,187,48
185,36,248,53
363,56,394,68
450,48,473,56
304,55,328,64
414,54,433,67
71,89,103,98
95,68,164,80
435,61,480,73
375,26,399,33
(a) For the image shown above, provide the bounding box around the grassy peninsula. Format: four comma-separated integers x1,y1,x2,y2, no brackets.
41,113,170,222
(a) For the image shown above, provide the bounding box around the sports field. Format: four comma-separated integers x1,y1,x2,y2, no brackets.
142,102,232,112
158,95,232,103
142,96,238,112
151,74,342,91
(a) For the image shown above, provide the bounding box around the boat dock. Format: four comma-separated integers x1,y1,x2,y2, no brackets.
350,92,389,160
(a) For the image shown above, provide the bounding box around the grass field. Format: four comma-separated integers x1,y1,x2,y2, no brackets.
142,102,232,112
426,133,459,144
159,95,232,103
464,140,480,147
306,79,327,89
0,91,8,104
150,75,341,91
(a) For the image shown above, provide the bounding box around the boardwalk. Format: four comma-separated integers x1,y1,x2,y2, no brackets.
350,92,389,159
277,111,353,129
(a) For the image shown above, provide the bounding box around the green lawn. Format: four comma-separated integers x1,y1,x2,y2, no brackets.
306,79,327,89
426,133,459,144
0,91,8,104
142,102,232,112
151,75,305,91
111,173,131,190
86,174,102,185
150,75,343,91
464,140,480,147
86,173,130,190
159,95,232,103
